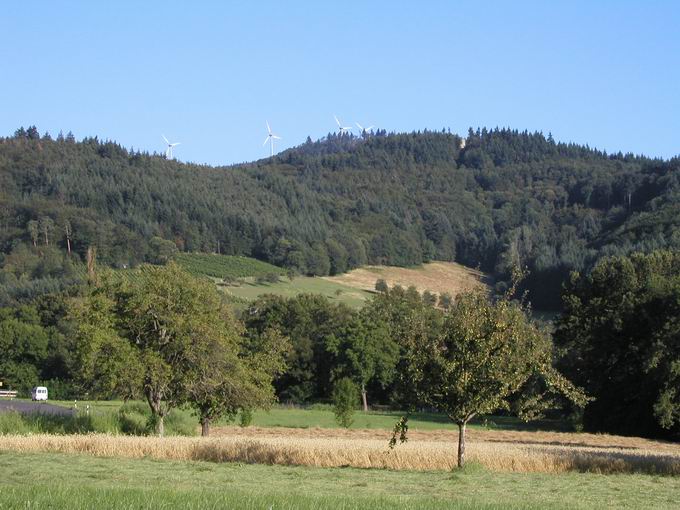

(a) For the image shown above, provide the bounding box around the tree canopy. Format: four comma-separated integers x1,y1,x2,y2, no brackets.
555,250,680,440
72,263,287,436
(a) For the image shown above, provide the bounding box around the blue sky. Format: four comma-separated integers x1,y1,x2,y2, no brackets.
1,1,678,165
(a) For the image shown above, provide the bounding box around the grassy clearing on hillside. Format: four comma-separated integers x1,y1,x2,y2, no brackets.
0,452,679,509
220,276,371,308
324,261,489,298
174,253,284,278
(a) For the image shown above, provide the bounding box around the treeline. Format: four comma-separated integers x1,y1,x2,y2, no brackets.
2,251,678,441
0,261,585,458
1,126,679,309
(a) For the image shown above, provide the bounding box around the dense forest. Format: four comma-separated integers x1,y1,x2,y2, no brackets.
1,126,679,309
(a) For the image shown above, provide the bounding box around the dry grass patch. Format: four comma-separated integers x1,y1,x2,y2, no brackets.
323,261,488,297
1,431,678,475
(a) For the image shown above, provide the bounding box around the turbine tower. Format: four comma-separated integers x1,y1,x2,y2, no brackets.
263,121,281,157
162,135,180,159
356,122,375,135
334,115,352,135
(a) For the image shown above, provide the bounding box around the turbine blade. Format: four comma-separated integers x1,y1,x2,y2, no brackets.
171,143,181,147
263,136,270,146
162,134,170,144
266,121,271,134
272,135,281,139
356,123,363,130
334,115,341,127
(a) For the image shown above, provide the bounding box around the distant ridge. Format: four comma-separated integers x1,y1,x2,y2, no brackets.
1,126,678,309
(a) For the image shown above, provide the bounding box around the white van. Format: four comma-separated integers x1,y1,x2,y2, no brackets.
31,386,48,401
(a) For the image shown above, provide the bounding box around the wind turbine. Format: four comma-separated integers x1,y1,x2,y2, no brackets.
334,115,352,135
263,121,281,157
162,135,180,159
356,122,374,135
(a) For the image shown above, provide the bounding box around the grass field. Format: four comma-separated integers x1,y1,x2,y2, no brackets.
219,275,372,307
41,401,563,433
324,261,489,298
0,451,678,509
174,254,490,308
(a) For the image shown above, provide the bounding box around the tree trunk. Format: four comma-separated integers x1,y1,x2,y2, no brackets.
457,421,466,468
201,417,210,437
156,415,165,437
66,237,71,255
146,391,165,438
361,384,368,412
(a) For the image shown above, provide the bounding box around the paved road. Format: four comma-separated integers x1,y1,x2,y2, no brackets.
0,400,74,416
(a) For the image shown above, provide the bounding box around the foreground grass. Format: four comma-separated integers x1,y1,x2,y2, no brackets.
0,451,678,509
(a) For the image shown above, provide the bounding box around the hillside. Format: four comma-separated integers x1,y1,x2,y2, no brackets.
324,261,488,298
174,253,284,279
1,127,679,309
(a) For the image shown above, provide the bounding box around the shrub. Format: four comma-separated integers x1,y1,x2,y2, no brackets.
239,409,253,428
438,292,453,309
375,279,388,293
422,290,437,306
118,402,151,435
332,378,358,428
264,272,280,284
0,412,30,434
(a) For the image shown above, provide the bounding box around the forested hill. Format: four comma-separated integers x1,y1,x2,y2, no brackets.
1,126,679,309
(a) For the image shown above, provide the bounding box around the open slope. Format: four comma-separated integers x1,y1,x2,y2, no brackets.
324,261,488,298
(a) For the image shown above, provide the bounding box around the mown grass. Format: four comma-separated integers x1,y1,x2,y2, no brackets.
0,451,678,509
246,406,566,432
43,400,563,433
220,275,372,308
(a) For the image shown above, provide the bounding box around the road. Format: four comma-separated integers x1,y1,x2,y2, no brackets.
0,400,74,416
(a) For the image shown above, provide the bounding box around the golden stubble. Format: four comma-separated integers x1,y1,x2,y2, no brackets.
1,426,678,475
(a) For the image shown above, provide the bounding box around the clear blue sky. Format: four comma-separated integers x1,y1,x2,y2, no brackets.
1,1,678,165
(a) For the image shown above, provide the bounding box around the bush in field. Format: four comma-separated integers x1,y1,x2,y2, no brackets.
422,290,437,306
375,279,388,293
332,378,358,428
438,292,453,309
264,272,280,284
0,412,30,434
239,409,253,427
118,402,150,435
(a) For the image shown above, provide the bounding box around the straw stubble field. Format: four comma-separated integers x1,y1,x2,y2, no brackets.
1,426,678,475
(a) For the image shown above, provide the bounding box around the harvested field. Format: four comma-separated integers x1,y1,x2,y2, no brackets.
323,261,488,298
211,425,680,454
1,429,678,475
